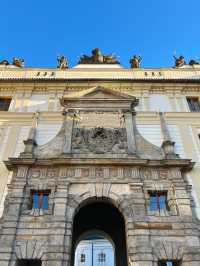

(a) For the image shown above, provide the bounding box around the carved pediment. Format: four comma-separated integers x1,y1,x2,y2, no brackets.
60,87,138,111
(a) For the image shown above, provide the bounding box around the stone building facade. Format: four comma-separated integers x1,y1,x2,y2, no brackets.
0,53,200,265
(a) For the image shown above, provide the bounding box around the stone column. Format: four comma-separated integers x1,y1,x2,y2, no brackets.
46,179,71,266
0,166,29,265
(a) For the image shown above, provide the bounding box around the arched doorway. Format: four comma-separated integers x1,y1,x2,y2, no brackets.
71,199,128,266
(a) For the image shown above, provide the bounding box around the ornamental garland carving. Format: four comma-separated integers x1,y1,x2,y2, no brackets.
72,127,127,154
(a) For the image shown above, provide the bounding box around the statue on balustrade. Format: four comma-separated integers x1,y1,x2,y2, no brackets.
173,55,186,67
12,57,25,68
57,55,69,69
189,59,199,66
0,59,10,66
130,55,142,68
78,48,119,64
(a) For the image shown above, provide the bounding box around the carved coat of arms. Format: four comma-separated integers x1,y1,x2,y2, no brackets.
72,127,127,154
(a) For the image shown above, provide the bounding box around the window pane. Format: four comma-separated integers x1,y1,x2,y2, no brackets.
32,193,39,209
159,195,167,210
42,194,49,210
187,97,200,112
150,195,158,211
0,98,11,111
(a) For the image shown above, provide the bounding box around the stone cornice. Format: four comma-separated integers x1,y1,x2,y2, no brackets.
0,67,200,82
4,157,194,171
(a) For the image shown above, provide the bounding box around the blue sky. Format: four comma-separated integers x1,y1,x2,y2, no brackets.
0,0,199,68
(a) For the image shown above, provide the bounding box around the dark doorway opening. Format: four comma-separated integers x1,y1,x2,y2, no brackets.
16,259,42,266
71,199,128,266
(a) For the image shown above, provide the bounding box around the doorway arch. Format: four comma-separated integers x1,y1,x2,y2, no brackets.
71,198,128,266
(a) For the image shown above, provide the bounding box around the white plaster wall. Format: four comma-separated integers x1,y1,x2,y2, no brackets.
149,95,172,112
13,126,30,157
168,125,186,158
0,127,11,217
137,124,185,158
189,127,200,167
36,122,62,145
0,127,10,160
28,95,48,112
137,125,162,147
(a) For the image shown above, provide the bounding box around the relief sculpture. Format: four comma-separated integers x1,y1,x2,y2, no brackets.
72,127,127,154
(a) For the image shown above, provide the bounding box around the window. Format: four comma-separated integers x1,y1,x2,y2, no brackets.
0,98,11,111
186,97,200,112
158,260,181,266
98,252,106,263
80,253,85,263
16,259,42,266
149,191,168,212
31,190,50,210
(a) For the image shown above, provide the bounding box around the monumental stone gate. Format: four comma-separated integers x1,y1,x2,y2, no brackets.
0,86,200,266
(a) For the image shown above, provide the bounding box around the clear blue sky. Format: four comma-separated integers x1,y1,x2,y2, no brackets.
0,0,199,68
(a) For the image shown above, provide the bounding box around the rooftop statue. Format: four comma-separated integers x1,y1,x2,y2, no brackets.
173,55,186,67
130,55,142,68
189,59,199,66
0,59,10,66
12,57,25,68
78,48,119,64
57,55,69,69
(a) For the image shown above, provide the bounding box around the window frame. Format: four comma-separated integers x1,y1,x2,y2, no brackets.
186,97,200,112
16,259,42,266
30,190,50,210
148,191,169,214
0,97,12,111
158,260,181,266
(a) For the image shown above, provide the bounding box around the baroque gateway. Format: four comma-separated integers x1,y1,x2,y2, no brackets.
0,50,200,266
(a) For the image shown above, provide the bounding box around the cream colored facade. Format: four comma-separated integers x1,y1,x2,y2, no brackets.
0,63,200,219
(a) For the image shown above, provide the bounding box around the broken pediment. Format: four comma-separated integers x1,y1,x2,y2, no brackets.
13,93,189,168
60,87,138,111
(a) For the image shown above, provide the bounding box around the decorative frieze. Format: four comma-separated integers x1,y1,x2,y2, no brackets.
28,166,180,181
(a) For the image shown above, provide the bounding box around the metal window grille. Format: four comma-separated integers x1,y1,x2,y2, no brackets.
98,252,106,262
80,253,86,263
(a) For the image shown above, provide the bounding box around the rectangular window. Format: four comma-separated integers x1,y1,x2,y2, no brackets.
17,259,42,266
149,191,168,212
186,97,200,112
158,260,180,266
0,98,11,111
31,190,50,210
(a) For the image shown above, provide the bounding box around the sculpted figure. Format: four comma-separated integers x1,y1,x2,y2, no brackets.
79,54,91,64
0,59,9,66
92,127,107,139
189,59,199,66
173,55,186,67
12,57,25,68
78,48,119,64
130,55,142,68
103,53,119,64
57,55,68,69
92,48,104,63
